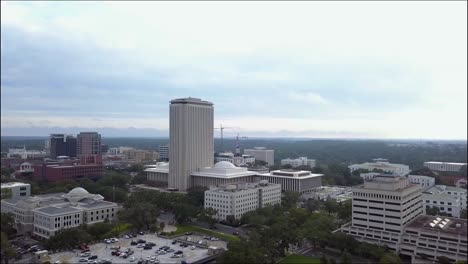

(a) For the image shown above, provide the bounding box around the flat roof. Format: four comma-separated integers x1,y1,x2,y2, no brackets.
170,97,213,106
424,161,467,166
1,182,30,188
36,206,82,215
405,215,467,237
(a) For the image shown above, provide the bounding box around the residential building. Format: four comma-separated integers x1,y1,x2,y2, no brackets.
1,182,31,201
33,163,103,182
49,134,77,158
339,174,423,250
400,215,467,263
407,175,435,190
191,161,259,188
258,169,323,194
77,132,101,158
158,145,169,161
244,147,274,165
169,98,214,191
348,158,410,176
1,187,119,238
204,180,281,221
281,157,316,168
424,161,467,172
422,185,467,217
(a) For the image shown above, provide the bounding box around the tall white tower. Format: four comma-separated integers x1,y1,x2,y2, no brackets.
169,97,214,191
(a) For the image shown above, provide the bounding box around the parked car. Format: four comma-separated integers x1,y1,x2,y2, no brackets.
175,251,183,255
136,244,144,248
167,249,175,253
190,246,196,250
123,235,130,239
129,257,136,262
138,231,144,235
146,242,156,247
130,241,138,246
171,255,182,258
79,258,88,262
88,255,98,260
172,240,177,245
144,245,152,250
232,231,240,235
185,232,193,235
80,252,91,257
137,239,146,244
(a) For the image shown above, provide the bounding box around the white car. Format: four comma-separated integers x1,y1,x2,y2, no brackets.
129,257,136,262
123,235,130,239
88,261,97,264
55,261,62,264
190,246,196,250
80,252,91,257
79,258,88,262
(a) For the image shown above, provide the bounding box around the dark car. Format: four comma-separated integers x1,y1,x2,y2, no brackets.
88,255,98,260
130,241,138,246
132,233,138,237
143,245,152,250
146,242,156,247
175,251,183,255
111,251,120,256
137,239,146,244
172,241,177,245
185,232,193,235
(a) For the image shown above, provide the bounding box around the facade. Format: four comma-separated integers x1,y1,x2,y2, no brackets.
158,145,169,161
169,98,214,191
77,132,101,158
191,161,259,188
422,185,467,217
1,187,119,238
215,152,256,166
303,186,353,202
400,215,467,263
244,147,274,165
407,175,435,190
258,169,323,194
19,162,34,173
8,147,47,159
424,161,467,172
145,162,169,184
123,149,158,162
49,134,77,158
33,164,104,182
1,182,31,201
280,157,316,168
360,172,381,181
339,175,423,250
348,159,410,176
204,180,281,221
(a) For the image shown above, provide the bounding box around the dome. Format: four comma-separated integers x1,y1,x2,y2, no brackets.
214,161,237,169
68,187,89,196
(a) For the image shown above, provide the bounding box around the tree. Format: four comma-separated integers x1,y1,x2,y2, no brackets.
1,232,16,264
426,206,441,216
282,191,301,209
45,227,93,251
303,199,321,213
118,202,160,231
320,255,329,264
173,203,198,224
379,252,402,264
324,198,338,216
340,251,352,264
1,213,16,236
461,209,467,219
86,222,113,240
199,207,218,229
187,186,208,208
337,200,352,221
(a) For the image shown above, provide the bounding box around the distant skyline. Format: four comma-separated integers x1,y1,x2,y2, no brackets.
1,1,467,139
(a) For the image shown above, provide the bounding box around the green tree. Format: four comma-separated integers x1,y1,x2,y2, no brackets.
199,207,218,229
1,232,16,264
426,206,441,216
187,186,208,208
337,200,352,221
379,252,402,264
118,202,160,231
460,209,467,219
173,203,198,224
282,191,301,209
1,213,16,236
86,222,113,240
320,254,329,264
340,251,352,264
45,227,93,251
303,199,321,212
324,198,338,215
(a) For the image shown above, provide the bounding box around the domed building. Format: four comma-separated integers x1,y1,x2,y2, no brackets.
191,161,259,188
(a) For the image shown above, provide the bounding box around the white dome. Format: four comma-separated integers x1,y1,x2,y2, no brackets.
68,187,89,196
214,161,237,169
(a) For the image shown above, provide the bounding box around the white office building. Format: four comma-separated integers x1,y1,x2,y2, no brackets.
407,175,435,190
215,152,255,167
244,147,274,166
339,175,423,250
258,169,323,194
1,182,31,201
204,180,281,221
1,187,119,238
145,162,169,183
169,98,214,191
359,172,381,181
424,161,467,172
400,215,467,263
281,157,316,168
423,185,467,218
348,159,410,176
191,161,259,188
158,145,169,161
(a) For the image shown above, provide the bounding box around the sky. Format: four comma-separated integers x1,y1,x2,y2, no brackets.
1,1,467,139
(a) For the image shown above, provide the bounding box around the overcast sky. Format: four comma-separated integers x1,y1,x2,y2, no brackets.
1,1,467,139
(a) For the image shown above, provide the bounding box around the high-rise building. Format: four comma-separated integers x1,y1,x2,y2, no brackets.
77,132,101,158
49,134,77,158
158,145,169,161
169,98,214,191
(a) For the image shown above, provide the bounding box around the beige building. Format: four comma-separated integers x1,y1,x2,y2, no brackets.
123,149,159,162
169,98,214,191
204,180,281,221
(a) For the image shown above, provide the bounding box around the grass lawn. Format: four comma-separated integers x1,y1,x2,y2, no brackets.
172,224,240,242
279,254,321,264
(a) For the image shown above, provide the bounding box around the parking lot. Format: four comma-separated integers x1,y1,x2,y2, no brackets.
49,233,227,264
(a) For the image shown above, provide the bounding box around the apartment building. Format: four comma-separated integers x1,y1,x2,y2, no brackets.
339,175,423,250
280,157,316,168
204,180,281,221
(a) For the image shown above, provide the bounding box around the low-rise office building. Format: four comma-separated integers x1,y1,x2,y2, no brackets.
215,152,255,166
407,175,435,190
204,180,281,221
423,161,467,172
244,147,274,165
258,169,323,194
1,187,119,239
349,159,410,176
145,162,169,184
423,185,467,217
281,157,316,168
1,182,31,201
400,215,467,263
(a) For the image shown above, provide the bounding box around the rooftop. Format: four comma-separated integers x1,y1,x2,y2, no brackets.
1,182,30,188
207,180,279,193
424,161,467,166
405,215,467,237
170,97,213,106
262,169,323,179
35,206,82,215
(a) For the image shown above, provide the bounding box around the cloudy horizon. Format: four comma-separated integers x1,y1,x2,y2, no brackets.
1,1,467,139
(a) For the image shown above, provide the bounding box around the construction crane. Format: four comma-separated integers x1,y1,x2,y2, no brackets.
214,124,236,152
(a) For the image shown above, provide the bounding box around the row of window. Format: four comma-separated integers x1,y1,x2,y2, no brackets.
354,192,401,200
